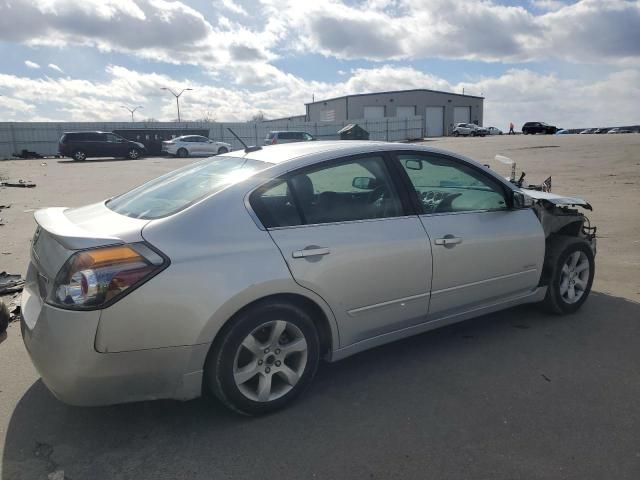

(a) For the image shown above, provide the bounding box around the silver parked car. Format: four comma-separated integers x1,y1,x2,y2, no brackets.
452,123,487,137
264,131,314,145
22,141,596,415
161,135,232,157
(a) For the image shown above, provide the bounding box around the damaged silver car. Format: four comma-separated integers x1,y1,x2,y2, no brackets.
21,141,596,415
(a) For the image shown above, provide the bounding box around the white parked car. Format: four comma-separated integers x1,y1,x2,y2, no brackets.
607,128,632,134
452,123,487,137
487,127,503,135
162,135,232,158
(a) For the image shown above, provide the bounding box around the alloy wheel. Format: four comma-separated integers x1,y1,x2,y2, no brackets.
559,251,590,304
233,320,308,402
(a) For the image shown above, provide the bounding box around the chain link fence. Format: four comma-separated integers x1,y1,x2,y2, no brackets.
0,117,424,159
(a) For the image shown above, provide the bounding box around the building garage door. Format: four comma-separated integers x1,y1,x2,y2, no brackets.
363,106,385,119
425,107,444,137
454,106,471,125
396,106,416,117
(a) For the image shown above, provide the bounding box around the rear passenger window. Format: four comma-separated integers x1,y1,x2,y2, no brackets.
251,181,303,228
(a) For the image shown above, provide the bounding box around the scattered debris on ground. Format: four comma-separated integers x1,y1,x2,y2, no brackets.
0,179,36,188
0,272,24,294
13,149,44,159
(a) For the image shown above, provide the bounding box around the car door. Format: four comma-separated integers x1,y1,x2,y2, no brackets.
393,152,545,321
194,136,213,155
251,153,433,347
105,133,126,157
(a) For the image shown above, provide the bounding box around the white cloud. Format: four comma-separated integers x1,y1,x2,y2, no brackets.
263,0,640,64
24,60,40,69
48,63,64,73
216,0,248,16
0,63,638,128
0,0,277,71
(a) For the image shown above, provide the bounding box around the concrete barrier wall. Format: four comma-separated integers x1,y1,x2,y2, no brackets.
0,117,424,159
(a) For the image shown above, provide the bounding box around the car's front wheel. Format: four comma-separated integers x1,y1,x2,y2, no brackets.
72,150,87,161
127,148,141,160
205,301,320,415
217,147,229,155
541,236,595,314
453,131,459,137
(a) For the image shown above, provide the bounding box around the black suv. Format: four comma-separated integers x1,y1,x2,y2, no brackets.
522,122,558,135
59,131,147,161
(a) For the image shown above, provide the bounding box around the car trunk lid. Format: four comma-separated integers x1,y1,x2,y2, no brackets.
31,203,149,281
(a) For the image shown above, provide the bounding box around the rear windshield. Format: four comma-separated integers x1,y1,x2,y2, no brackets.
106,157,269,219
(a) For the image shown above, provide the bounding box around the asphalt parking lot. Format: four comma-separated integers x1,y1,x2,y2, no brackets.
1,134,639,479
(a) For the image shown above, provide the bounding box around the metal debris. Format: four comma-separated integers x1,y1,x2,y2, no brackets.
0,179,36,188
0,272,24,294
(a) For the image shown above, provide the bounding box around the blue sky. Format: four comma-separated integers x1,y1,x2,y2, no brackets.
0,0,638,128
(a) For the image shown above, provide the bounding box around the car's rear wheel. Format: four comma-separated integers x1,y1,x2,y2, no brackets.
541,236,595,314
217,147,229,155
205,301,320,415
127,148,141,160
72,150,87,161
177,148,189,158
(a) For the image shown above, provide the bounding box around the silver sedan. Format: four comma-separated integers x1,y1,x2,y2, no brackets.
21,141,596,415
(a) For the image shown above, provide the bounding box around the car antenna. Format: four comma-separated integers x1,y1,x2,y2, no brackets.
227,128,262,153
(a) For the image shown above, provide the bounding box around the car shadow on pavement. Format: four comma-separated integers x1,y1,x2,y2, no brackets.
3,292,640,480
56,157,151,164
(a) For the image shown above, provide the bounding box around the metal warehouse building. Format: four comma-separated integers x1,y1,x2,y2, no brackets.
305,89,484,137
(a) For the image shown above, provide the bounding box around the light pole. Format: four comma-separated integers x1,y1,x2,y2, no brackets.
161,87,192,122
121,105,143,122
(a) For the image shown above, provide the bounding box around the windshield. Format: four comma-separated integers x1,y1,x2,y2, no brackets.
106,157,269,219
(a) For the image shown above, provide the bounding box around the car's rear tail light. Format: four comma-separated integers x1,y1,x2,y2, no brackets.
48,243,167,310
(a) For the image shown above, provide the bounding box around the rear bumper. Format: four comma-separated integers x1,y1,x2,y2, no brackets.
20,282,208,406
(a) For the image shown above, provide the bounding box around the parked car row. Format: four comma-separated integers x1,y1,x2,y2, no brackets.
58,130,321,161
580,127,634,134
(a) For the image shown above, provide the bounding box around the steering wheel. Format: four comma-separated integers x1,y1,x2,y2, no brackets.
367,185,390,218
432,192,462,213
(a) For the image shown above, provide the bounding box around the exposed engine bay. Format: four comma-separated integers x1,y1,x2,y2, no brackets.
493,155,597,250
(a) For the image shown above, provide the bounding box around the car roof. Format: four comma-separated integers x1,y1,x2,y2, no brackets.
63,131,108,134
222,140,485,167
270,131,309,134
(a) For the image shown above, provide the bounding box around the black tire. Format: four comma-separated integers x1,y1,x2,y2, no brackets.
541,236,595,314
204,301,320,416
177,148,189,158
127,148,141,160
72,150,87,161
453,131,459,137
217,147,229,155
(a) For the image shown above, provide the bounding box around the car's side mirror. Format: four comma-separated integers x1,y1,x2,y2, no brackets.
405,159,423,170
512,191,534,209
352,177,377,190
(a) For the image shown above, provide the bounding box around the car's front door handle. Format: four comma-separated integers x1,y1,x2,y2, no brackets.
434,236,463,247
292,247,330,258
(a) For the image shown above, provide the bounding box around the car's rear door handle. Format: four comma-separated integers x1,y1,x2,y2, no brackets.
292,247,330,258
434,236,462,247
